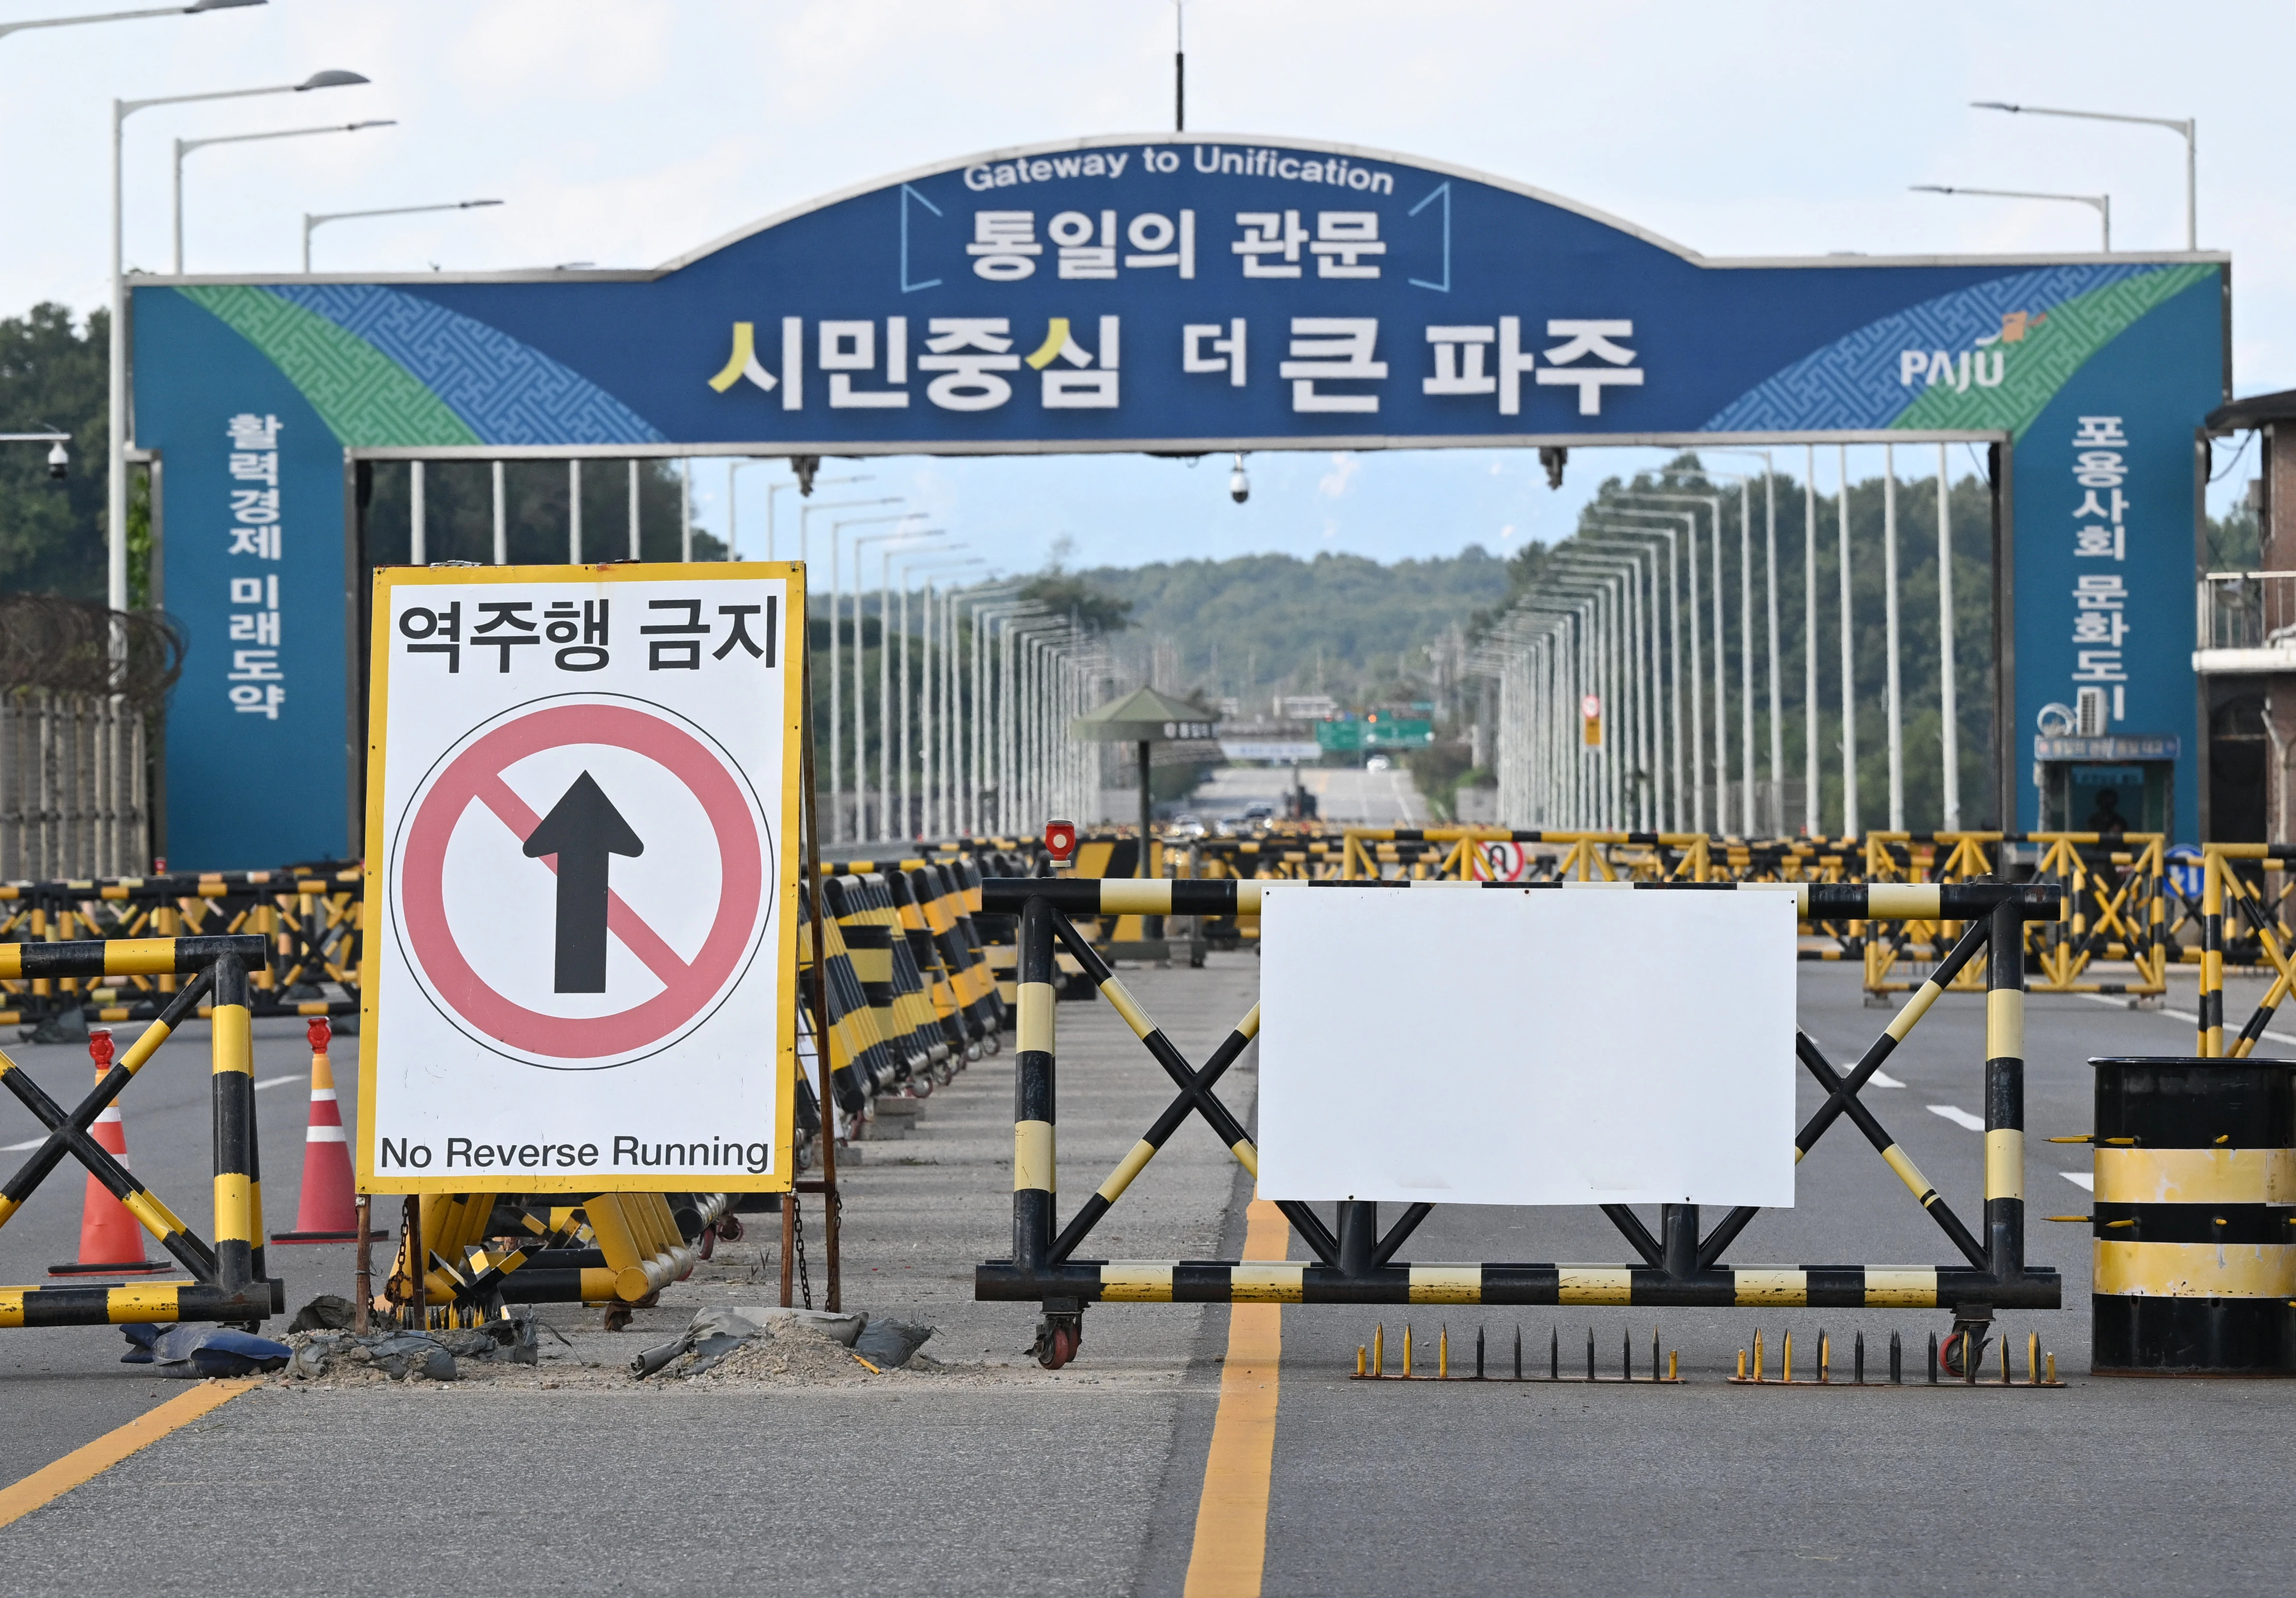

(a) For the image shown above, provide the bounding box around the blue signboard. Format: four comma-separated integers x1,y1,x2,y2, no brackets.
129,133,2226,867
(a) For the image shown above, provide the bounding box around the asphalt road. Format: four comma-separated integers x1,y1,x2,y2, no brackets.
1197,766,1424,825
4,961,2295,1594
0,1015,361,1489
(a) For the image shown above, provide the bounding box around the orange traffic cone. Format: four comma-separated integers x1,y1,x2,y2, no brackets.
273,1017,365,1243
49,1028,168,1276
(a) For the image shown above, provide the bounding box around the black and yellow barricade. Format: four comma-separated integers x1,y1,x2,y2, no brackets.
386,1190,709,1310
1337,827,1733,886
933,861,1005,1044
820,873,915,1084
842,871,952,1079
2198,843,2296,1058
2029,833,2168,997
797,891,894,1111
965,853,1025,1022
878,866,975,1064
974,876,2063,1371
823,874,933,1085
0,933,280,1327
2079,1056,2295,1373
910,862,999,1052
874,871,956,1078
1,865,364,1035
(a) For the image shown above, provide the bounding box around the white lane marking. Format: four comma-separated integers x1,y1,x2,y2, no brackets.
2070,991,2296,1046
1870,1070,1906,1088
1927,1104,1986,1131
2061,1171,2094,1192
2073,993,2199,1025
3,1073,305,1146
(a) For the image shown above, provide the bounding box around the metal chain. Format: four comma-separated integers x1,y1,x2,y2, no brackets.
793,1195,813,1310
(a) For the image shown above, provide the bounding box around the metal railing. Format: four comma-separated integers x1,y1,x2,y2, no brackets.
2197,570,2296,653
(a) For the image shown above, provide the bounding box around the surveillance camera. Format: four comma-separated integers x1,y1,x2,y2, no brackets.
1228,452,1249,505
46,441,67,479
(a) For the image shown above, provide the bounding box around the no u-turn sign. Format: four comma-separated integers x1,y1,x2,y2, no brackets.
359,563,805,1194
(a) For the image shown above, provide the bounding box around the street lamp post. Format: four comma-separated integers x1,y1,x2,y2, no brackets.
1883,445,1904,832
1588,523,1681,831
1838,443,1859,839
968,597,1042,835
1971,100,2195,250
899,553,982,839
831,513,919,840
1613,495,1721,831
111,67,370,617
861,529,945,838
1,0,263,46
1702,451,1786,835
793,496,898,836
175,120,395,273
1669,464,1761,833
726,465,870,561
1911,184,2110,251
304,198,502,272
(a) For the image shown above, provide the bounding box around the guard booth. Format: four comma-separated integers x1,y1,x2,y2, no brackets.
2033,734,2179,835
1070,685,1219,964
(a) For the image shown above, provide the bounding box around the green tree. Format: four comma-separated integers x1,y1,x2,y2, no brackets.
1018,570,1132,634
2206,505,2259,570
0,303,109,601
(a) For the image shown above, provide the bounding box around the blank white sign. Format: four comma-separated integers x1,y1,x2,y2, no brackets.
1258,886,1797,1208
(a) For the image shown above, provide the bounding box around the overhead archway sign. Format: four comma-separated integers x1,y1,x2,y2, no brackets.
358,563,804,1194
133,130,2226,863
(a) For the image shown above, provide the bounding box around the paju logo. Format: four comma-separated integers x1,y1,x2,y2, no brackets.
1897,309,2046,393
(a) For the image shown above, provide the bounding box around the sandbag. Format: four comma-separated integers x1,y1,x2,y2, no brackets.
120,1323,292,1377
853,1318,935,1370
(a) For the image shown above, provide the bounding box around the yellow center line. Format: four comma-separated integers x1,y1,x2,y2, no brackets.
1183,1193,1291,1598
0,1377,258,1530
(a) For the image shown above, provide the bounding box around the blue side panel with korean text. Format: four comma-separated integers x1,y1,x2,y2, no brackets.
2011,275,2218,836
135,288,348,869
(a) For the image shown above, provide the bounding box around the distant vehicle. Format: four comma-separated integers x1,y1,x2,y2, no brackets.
1365,755,1392,772
1170,813,1207,839
1242,801,1274,821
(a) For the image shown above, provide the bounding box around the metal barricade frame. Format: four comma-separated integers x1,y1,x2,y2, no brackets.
0,934,279,1327
974,876,2062,1370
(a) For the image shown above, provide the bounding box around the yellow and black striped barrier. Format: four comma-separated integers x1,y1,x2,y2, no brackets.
1,865,363,1035
0,934,280,1328
2081,1055,2296,1374
2197,842,2296,1059
383,1189,721,1310
974,876,2063,1369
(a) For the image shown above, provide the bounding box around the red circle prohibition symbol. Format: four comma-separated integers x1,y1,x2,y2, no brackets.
397,702,766,1062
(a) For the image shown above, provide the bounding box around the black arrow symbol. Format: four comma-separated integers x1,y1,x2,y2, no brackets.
521,770,644,994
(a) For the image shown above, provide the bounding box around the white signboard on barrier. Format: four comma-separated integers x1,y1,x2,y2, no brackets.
1258,885,1796,1208
358,563,804,1194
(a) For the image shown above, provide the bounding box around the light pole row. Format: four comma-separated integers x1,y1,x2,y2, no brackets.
1480,448,1970,841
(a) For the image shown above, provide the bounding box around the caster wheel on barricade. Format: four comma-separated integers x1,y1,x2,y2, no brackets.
1940,1327,1990,1380
602,1303,635,1333
1034,1309,1085,1370
715,1214,745,1245
697,1228,715,1262
983,1033,1001,1057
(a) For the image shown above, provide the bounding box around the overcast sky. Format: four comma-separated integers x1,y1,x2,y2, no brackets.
2,0,2277,576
